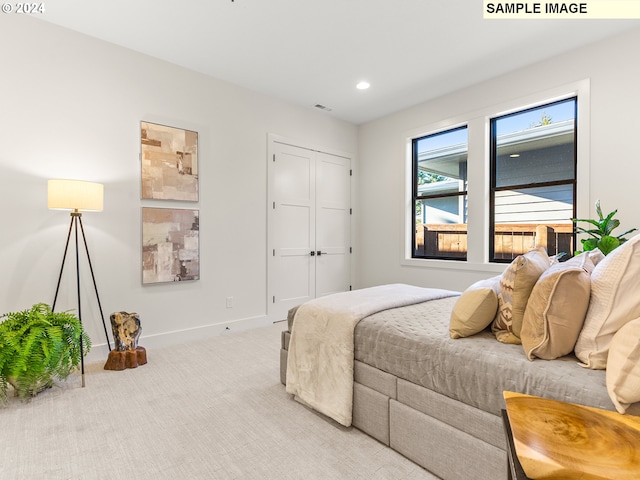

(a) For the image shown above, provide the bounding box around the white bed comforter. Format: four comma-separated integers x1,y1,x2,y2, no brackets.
285,284,458,426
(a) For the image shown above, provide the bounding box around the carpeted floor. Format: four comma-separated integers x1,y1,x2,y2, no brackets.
0,322,437,480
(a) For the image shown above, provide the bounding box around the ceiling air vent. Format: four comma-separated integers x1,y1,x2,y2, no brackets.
314,104,333,112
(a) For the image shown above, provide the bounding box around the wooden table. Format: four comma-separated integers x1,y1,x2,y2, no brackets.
502,409,530,480
502,391,640,479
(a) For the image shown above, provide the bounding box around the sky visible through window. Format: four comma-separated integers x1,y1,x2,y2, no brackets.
416,127,467,155
495,98,576,136
417,98,575,155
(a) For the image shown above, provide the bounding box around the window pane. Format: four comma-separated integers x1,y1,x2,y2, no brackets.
416,127,468,196
414,196,467,259
413,127,468,260
490,97,577,262
494,98,575,188
493,185,574,261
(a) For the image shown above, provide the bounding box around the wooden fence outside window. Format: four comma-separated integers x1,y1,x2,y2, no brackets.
416,223,574,260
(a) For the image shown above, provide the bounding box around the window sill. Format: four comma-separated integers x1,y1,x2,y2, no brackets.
401,257,507,274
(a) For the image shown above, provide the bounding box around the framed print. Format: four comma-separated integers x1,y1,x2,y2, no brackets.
141,121,198,201
142,207,199,284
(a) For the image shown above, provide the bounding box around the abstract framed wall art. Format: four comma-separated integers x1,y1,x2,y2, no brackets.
142,207,200,284
141,121,199,201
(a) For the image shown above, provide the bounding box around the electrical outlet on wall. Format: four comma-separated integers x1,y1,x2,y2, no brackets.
226,296,233,308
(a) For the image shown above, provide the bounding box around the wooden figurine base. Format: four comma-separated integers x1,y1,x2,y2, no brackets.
104,347,147,371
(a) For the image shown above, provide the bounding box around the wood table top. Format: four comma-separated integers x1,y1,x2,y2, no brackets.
503,391,640,480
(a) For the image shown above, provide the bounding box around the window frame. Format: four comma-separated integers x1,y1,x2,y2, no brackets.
401,80,590,273
488,97,578,263
411,125,469,261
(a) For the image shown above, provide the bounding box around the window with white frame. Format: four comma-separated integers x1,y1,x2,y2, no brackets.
405,83,587,267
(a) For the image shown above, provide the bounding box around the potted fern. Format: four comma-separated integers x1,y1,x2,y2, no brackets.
0,303,90,404
572,200,637,255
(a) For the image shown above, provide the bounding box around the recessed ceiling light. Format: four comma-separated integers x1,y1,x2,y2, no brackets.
510,154,520,158
356,81,370,90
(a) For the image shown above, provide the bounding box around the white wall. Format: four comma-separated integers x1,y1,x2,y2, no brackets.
3,16,639,363
356,27,640,292
0,16,357,361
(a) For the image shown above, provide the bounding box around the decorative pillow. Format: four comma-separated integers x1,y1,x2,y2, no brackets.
575,234,640,369
450,276,501,339
606,317,640,414
492,247,550,344
521,253,595,360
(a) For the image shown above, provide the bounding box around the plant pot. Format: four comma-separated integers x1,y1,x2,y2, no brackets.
7,376,54,398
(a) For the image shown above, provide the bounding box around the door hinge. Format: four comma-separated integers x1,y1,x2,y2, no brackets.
349,285,352,291
350,208,352,215
273,296,276,303
273,201,276,209
273,249,275,256
350,247,352,253
273,154,276,162
350,169,352,176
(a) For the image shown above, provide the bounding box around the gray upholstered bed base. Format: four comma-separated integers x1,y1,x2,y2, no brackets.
280,330,507,479
280,293,640,479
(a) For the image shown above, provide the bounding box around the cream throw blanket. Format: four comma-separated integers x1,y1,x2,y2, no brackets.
285,284,458,426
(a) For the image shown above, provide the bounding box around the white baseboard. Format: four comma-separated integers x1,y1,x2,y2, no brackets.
84,314,271,365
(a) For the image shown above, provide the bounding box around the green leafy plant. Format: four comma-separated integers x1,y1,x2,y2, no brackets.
572,200,637,256
0,303,90,404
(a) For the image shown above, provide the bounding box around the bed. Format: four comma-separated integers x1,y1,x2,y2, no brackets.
279,240,640,479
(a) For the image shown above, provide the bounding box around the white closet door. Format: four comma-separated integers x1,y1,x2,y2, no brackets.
268,138,351,320
315,151,351,297
270,142,316,317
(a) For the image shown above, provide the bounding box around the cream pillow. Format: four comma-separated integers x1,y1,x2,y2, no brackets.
492,247,551,344
575,234,640,369
521,253,595,360
606,317,640,414
450,276,501,339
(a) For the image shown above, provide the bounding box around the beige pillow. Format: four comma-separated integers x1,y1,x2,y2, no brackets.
521,253,595,360
492,247,551,344
606,317,640,414
450,276,501,339
575,234,640,369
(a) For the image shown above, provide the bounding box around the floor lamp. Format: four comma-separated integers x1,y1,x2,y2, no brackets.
48,179,112,387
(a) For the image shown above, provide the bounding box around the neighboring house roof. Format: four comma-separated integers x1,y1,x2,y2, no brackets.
417,119,574,180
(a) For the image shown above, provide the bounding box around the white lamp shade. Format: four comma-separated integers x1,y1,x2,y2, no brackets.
48,179,104,212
